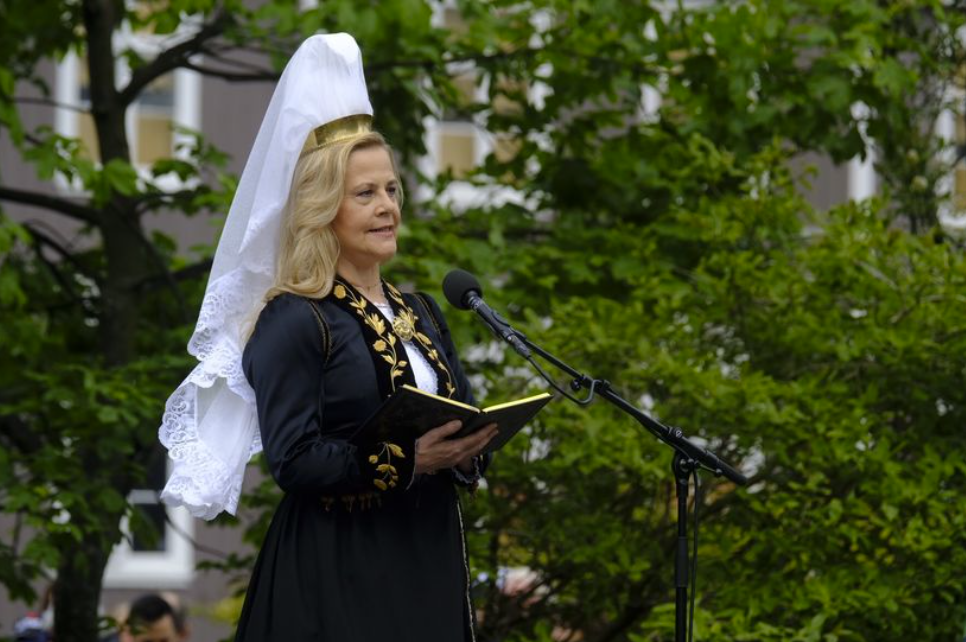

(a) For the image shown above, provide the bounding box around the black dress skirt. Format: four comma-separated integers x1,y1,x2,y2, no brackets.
234,291,481,642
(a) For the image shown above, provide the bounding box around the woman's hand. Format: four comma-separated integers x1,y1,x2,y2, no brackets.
415,420,498,476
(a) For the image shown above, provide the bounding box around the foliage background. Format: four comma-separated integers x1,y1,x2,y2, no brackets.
1,1,966,641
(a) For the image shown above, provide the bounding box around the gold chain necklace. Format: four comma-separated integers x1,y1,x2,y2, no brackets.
346,279,382,294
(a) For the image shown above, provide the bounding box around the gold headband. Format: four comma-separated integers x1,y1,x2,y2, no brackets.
300,114,373,157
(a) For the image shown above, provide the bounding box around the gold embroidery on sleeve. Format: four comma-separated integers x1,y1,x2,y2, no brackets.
370,441,405,491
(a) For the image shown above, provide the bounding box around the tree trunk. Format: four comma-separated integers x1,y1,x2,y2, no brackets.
50,8,154,642
82,0,150,364
82,0,128,166
100,203,153,365
52,534,114,642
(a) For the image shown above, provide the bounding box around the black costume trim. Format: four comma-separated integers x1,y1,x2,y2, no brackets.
322,277,458,497
327,276,456,399
413,292,443,337
319,493,383,512
389,285,458,398
301,298,332,365
456,501,478,642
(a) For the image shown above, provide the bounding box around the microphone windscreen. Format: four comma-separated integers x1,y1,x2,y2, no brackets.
442,269,481,310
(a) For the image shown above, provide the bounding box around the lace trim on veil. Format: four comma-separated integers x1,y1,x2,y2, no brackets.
159,268,267,520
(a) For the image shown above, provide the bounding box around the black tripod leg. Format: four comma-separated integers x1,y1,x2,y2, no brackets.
673,452,694,642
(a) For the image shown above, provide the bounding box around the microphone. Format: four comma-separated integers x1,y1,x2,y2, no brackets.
442,269,532,358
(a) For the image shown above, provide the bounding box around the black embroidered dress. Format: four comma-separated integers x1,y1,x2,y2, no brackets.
234,279,481,642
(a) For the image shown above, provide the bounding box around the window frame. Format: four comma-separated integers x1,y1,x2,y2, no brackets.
102,460,195,590
54,38,202,194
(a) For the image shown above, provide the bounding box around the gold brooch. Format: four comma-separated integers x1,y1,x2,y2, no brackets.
392,315,415,341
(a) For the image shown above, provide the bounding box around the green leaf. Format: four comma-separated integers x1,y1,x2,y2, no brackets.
103,158,139,196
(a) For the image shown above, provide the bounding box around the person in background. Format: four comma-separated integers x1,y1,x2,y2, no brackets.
12,612,50,642
116,593,188,642
12,585,53,642
157,592,189,641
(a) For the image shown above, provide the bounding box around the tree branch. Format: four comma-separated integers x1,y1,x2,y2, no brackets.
130,228,191,322
134,186,212,215
172,257,213,282
123,35,653,94
0,186,100,225
118,9,232,106
22,221,89,271
134,257,212,290
198,46,282,74
181,60,279,82
0,414,44,455
28,231,86,304
12,96,89,114
23,223,100,280
179,47,541,84
164,511,231,560
22,223,102,316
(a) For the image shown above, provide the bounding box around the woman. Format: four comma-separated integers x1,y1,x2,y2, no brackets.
158,34,494,641
236,129,496,642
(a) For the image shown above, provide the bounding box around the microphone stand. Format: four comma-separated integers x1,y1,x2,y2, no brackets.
510,330,748,642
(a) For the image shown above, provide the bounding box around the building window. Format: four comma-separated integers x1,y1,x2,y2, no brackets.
102,456,194,589
935,102,966,231
426,5,485,181
437,62,480,178
437,122,478,178
421,2,542,211
133,74,176,166
68,55,98,161
954,118,966,212
55,47,201,190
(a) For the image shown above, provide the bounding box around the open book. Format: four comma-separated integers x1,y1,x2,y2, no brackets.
352,384,553,454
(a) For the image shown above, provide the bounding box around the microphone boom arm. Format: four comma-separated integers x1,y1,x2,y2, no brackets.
465,292,532,359
450,277,751,642
518,334,748,486
443,267,747,642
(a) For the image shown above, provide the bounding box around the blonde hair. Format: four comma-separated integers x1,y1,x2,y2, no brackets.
266,131,403,302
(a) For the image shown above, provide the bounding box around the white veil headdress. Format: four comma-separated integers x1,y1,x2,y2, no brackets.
158,33,374,520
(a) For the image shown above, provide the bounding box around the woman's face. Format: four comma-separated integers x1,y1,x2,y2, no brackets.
332,145,401,271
